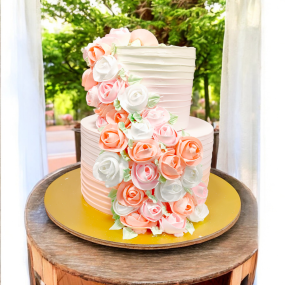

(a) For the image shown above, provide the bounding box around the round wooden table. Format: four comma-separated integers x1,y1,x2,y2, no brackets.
25,163,258,285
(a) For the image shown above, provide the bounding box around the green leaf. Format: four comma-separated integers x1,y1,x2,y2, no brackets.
182,129,190,137
108,189,117,201
128,113,135,123
110,219,124,230
120,150,130,161
184,187,193,195
161,205,171,216
159,142,167,151
133,112,143,123
111,43,117,56
128,74,142,85
99,150,105,155
118,122,127,133
98,126,105,132
159,174,167,184
118,68,127,81
123,168,131,182
146,190,157,203
186,220,195,235
111,205,120,220
151,226,163,236
123,227,138,240
168,113,179,125
147,93,160,108
128,139,134,149
154,159,159,166
113,99,121,111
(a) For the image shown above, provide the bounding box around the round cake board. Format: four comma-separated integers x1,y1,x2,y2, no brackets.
44,168,241,250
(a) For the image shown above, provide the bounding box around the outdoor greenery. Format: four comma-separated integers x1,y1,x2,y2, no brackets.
42,0,225,122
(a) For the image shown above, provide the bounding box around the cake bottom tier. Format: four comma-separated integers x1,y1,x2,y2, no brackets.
80,115,214,215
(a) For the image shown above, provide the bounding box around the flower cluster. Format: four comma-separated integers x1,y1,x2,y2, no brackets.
82,28,209,239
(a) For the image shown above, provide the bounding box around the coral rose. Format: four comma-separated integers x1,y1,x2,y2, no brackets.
169,193,196,218
128,139,161,164
99,124,128,152
140,200,163,222
159,213,187,237
87,42,111,68
153,123,179,147
106,108,130,127
120,212,157,234
159,149,186,180
95,104,115,118
82,69,98,91
98,79,128,104
131,162,159,190
86,86,100,108
117,181,147,208
176,136,203,166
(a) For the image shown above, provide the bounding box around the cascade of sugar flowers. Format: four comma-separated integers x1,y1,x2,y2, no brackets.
81,28,209,239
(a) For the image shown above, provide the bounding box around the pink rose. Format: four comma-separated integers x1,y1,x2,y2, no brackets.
140,199,163,222
98,79,128,104
153,124,180,147
120,212,157,234
160,213,187,237
82,69,98,91
142,107,170,128
169,193,196,218
87,42,111,68
106,108,131,127
192,182,208,205
128,139,161,164
96,117,108,129
130,29,158,46
117,181,147,208
159,149,186,180
131,162,159,190
86,86,100,107
94,103,115,118
176,136,203,166
99,124,128,152
102,28,131,46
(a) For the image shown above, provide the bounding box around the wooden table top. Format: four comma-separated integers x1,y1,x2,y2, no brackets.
25,163,258,285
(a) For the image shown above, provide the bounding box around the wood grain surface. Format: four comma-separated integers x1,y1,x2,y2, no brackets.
25,163,258,285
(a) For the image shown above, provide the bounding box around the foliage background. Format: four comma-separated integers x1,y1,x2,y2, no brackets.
42,0,225,123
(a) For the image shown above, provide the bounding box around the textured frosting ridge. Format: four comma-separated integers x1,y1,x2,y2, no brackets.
81,114,213,213
116,46,196,130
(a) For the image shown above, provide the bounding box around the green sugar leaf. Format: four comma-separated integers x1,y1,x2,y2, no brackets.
99,150,105,155
133,112,143,123
154,159,159,166
159,174,167,184
128,113,135,123
182,129,190,137
109,219,124,230
123,168,131,182
168,112,179,125
151,226,163,236
159,142,167,151
98,126,105,132
184,187,193,195
186,220,195,235
118,122,127,133
118,68,127,81
146,190,157,203
113,99,121,111
123,227,138,240
128,139,134,149
161,205,171,216
111,43,117,56
128,74,142,85
147,93,160,108
108,189,117,201
111,205,120,220
120,150,131,161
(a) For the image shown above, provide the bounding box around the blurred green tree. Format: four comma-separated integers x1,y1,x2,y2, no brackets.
42,0,225,121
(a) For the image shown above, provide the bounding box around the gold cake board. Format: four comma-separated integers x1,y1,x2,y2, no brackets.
44,168,241,250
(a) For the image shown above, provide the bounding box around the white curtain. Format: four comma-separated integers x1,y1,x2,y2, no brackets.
217,0,261,196
1,0,48,284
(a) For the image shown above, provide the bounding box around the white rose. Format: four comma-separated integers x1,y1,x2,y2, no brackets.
118,84,148,114
113,198,138,216
125,119,153,141
93,151,128,188
93,55,119,82
181,164,203,189
154,180,186,202
187,204,209,223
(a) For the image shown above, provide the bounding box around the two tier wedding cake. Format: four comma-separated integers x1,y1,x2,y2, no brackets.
80,28,213,239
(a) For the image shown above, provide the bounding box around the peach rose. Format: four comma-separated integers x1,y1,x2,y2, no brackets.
153,124,180,147
169,193,196,218
102,28,131,46
86,86,100,107
117,181,147,208
82,69,98,91
94,104,115,118
160,213,187,237
176,136,203,166
87,42,111,68
99,124,128,152
106,108,131,127
98,79,128,104
120,212,157,234
128,139,161,164
130,29,158,46
159,149,186,180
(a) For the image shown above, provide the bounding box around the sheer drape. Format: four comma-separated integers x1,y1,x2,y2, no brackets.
1,0,48,283
217,0,261,196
